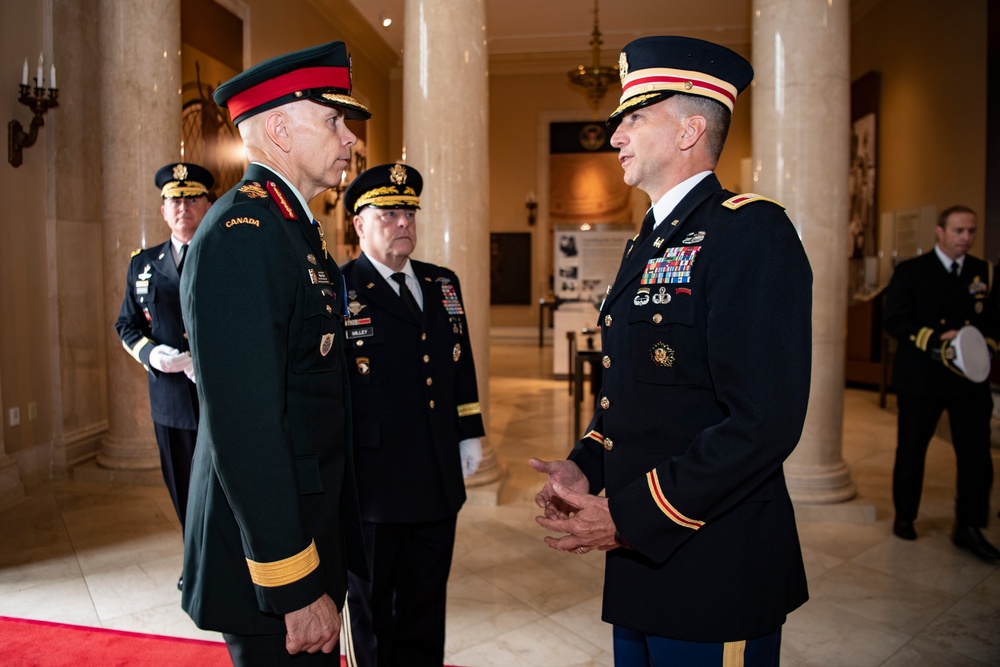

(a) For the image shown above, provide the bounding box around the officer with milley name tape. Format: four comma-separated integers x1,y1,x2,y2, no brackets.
531,36,812,665
179,41,369,666
339,163,484,667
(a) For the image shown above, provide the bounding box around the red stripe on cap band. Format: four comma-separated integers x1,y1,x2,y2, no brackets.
623,74,736,106
227,66,352,120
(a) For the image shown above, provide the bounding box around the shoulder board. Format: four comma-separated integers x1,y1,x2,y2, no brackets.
234,181,270,202
130,248,142,258
722,193,785,210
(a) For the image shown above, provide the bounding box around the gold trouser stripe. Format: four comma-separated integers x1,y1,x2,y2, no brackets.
722,640,746,667
245,540,319,588
457,402,481,417
341,595,358,667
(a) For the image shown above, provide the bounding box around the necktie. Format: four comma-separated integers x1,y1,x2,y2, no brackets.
177,244,188,275
635,209,657,246
950,261,960,277
391,272,422,320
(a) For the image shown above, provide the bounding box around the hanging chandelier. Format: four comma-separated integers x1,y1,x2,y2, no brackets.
567,0,619,118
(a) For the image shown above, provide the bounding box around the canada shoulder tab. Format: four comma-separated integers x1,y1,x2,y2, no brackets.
722,193,785,210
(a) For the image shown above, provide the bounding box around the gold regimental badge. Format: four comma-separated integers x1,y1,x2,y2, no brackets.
389,164,407,185
319,333,335,357
453,343,461,362
173,164,188,181
618,52,628,83
651,342,674,367
238,182,268,199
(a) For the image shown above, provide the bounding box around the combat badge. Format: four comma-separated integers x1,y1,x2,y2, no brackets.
634,287,650,306
651,342,675,367
356,356,370,375
682,231,706,244
453,343,461,362
319,333,335,357
139,265,152,280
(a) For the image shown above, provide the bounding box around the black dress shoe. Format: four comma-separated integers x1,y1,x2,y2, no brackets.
952,525,1000,562
892,519,917,541
177,575,184,591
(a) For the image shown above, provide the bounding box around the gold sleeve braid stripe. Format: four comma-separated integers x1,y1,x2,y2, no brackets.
246,540,320,588
457,402,481,417
584,430,604,444
646,469,705,530
915,327,934,351
125,337,153,363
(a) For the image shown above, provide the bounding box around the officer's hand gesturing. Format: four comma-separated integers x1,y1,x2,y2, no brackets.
529,458,589,520
535,482,618,555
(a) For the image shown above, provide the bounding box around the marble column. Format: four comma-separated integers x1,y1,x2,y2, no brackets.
96,0,181,469
752,0,857,503
403,0,502,490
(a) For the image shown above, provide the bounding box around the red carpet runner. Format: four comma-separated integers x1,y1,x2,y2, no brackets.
0,616,374,666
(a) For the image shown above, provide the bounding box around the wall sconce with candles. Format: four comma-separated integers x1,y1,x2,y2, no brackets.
525,192,538,226
8,54,59,168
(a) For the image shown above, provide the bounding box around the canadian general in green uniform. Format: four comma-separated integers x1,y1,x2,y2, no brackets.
179,41,370,665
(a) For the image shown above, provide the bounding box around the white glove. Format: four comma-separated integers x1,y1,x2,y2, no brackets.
184,362,197,384
459,438,483,478
149,345,192,374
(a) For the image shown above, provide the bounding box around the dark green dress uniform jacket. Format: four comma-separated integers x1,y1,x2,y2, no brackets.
115,241,198,431
179,163,366,635
884,251,999,395
340,254,485,522
570,173,811,642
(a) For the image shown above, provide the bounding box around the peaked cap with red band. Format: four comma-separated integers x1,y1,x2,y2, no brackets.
608,36,753,128
213,41,371,126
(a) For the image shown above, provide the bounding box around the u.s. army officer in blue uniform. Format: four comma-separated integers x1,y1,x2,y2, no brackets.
114,162,213,551
532,36,812,666
339,163,485,667
179,42,369,666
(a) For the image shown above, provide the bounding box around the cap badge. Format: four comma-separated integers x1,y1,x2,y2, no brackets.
389,164,407,185
618,52,629,83
319,333,335,357
651,342,675,367
172,164,188,181
238,182,268,199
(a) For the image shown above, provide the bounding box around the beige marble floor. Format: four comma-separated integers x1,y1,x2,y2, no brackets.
1,341,998,666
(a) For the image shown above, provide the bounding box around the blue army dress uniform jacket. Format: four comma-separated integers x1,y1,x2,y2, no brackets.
340,254,485,522
884,251,999,395
571,174,812,642
115,241,197,430
179,163,367,634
